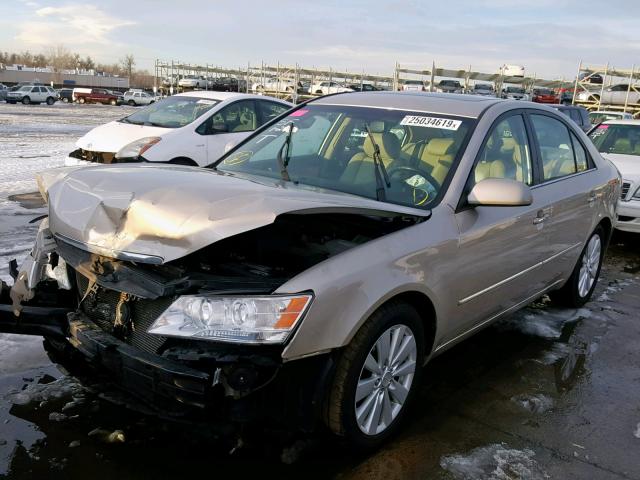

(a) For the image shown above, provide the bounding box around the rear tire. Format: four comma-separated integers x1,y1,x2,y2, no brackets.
62,97,69,103
128,100,136,106
110,99,117,106
46,97,55,105
78,97,85,104
324,301,424,450
549,226,605,307
22,97,30,105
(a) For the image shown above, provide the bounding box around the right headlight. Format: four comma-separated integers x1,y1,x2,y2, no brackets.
147,294,313,344
115,136,161,159
633,186,640,200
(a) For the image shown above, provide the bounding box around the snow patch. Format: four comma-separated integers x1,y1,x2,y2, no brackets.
6,376,85,406
634,423,640,439
511,394,554,414
440,443,549,479
499,308,592,339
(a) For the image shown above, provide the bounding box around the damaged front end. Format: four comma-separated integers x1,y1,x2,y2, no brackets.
1,178,423,429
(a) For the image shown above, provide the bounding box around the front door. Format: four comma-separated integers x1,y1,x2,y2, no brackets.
202,100,259,164
446,113,554,343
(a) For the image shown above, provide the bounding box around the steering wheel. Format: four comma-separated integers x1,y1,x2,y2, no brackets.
387,166,440,206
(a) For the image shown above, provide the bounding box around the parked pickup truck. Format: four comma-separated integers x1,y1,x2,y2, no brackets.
72,88,123,106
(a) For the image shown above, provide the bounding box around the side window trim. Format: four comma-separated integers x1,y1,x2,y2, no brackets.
524,109,597,187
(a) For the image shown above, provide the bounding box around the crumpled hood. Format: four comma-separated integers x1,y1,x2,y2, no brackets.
76,120,169,153
44,164,428,264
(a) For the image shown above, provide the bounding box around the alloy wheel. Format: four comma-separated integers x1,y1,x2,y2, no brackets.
354,324,417,436
578,234,601,298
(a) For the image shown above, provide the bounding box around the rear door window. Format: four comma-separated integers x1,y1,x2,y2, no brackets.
530,114,577,181
258,101,289,125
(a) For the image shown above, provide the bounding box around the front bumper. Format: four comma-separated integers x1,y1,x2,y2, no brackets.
616,200,640,233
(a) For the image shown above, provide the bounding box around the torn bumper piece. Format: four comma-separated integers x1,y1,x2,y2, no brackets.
0,303,70,338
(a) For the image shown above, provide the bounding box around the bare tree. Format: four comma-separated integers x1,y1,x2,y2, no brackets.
48,45,74,71
120,54,135,78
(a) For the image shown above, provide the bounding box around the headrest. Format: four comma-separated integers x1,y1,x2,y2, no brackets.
368,121,385,134
425,138,454,156
501,137,517,151
362,132,401,160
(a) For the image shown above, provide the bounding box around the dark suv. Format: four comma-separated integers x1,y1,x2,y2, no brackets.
550,105,591,132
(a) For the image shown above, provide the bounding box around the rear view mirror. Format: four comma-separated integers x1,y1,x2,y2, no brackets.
467,178,533,207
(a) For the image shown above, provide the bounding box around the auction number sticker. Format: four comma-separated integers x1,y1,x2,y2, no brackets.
400,116,462,130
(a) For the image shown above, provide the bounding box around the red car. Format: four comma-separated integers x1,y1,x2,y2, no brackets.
532,88,558,104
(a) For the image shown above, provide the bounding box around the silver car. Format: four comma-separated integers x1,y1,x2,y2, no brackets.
0,92,619,448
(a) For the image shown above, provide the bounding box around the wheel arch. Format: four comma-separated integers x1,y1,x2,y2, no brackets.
597,216,613,246
381,290,438,358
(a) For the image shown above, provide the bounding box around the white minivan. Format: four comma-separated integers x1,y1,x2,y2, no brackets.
66,92,291,167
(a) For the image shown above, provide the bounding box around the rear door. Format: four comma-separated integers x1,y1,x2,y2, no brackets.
449,112,555,341
525,111,600,282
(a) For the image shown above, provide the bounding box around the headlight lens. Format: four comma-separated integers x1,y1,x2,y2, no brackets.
147,294,312,344
115,136,161,159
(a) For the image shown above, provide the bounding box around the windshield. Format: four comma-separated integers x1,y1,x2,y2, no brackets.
404,80,423,85
506,87,525,94
215,105,473,209
589,123,640,155
475,84,492,90
121,96,219,128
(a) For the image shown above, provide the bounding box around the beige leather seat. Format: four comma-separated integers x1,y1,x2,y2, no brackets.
475,159,506,182
340,130,400,185
419,138,455,183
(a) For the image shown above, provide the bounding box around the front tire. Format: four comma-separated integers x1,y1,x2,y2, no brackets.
22,97,30,105
128,100,135,106
550,226,604,307
110,99,117,106
46,97,55,105
324,301,424,450
78,97,85,104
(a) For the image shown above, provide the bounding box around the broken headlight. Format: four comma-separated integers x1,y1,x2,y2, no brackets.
115,137,161,159
147,294,312,344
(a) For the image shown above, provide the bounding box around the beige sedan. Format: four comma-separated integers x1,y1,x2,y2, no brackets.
1,92,620,449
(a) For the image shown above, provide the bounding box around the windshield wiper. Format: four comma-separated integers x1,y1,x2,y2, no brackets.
365,124,391,201
276,122,294,182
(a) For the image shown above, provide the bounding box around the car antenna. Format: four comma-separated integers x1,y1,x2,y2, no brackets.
365,123,391,201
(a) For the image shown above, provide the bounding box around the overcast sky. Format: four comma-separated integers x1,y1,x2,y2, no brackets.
1,0,639,79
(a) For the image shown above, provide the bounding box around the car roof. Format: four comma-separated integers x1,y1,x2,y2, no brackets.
311,91,502,118
174,91,289,103
601,119,640,125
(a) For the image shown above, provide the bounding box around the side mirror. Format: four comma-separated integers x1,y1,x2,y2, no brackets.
467,178,533,207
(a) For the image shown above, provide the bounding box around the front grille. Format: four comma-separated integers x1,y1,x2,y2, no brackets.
621,182,631,200
76,272,171,354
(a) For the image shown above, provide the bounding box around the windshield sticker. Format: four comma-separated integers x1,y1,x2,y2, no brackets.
290,109,309,117
196,99,217,105
400,116,462,130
